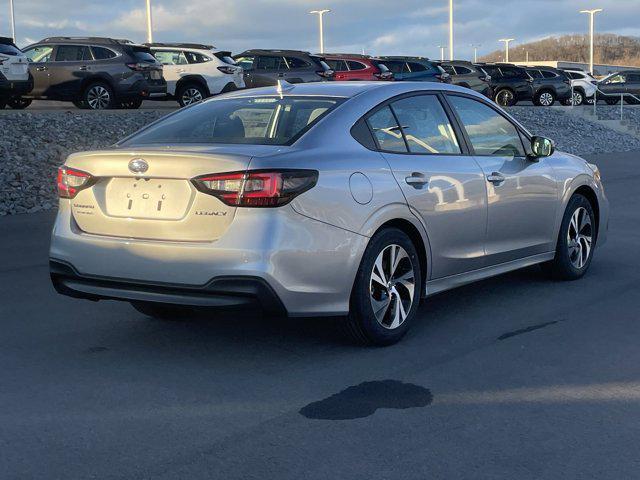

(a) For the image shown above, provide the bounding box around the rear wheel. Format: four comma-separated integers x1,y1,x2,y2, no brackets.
495,88,516,107
7,97,32,109
72,99,88,109
0,99,6,109
605,97,620,105
118,97,143,109
624,96,640,105
131,302,195,320
177,83,206,107
563,90,584,106
84,82,114,110
343,228,422,346
542,194,595,280
534,90,555,106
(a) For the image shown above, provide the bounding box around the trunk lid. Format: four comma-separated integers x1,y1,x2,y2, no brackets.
65,146,269,242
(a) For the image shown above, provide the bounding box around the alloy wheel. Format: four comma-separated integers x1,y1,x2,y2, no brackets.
86,86,111,110
567,207,593,269
181,88,203,106
572,91,583,106
539,92,554,106
369,244,416,330
496,90,514,107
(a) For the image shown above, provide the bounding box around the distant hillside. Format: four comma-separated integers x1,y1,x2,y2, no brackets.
479,34,640,66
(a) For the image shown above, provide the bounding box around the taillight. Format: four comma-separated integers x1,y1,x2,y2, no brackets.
126,63,149,71
217,65,237,74
57,167,93,199
193,170,318,208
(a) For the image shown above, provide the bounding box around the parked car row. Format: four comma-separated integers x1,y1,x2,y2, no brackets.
1,35,638,110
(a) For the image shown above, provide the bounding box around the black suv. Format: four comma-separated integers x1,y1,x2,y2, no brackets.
475,63,533,106
524,66,572,106
437,60,492,97
596,70,640,105
18,37,166,109
376,56,450,83
233,50,334,88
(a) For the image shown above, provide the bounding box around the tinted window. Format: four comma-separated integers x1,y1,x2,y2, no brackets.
24,45,53,63
541,70,557,79
407,62,427,72
133,49,158,63
55,45,91,61
120,96,342,146
235,56,255,70
480,65,499,76
284,57,309,69
256,56,284,70
153,50,187,65
441,64,456,75
605,74,626,84
347,60,367,71
528,69,543,79
448,95,525,156
185,51,210,64
0,43,21,55
454,66,473,75
92,46,117,60
366,106,407,153
390,95,461,154
384,61,405,74
626,73,640,83
326,59,347,71
500,67,526,79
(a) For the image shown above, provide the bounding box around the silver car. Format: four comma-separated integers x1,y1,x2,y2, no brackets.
50,81,608,345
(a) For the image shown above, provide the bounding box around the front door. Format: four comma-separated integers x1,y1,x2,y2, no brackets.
367,93,488,278
23,45,54,97
447,94,558,265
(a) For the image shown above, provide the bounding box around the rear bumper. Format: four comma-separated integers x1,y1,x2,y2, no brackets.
50,259,286,315
117,78,167,99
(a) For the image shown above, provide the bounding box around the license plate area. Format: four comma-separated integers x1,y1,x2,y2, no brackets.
149,70,161,80
104,178,192,220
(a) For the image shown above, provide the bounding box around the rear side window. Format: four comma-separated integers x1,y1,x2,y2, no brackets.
185,51,210,64
55,45,92,61
454,66,473,75
347,61,367,71
0,43,21,55
528,69,543,79
121,96,343,146
390,95,461,154
284,57,309,69
441,64,456,75
366,106,407,153
541,70,557,79
92,46,117,60
448,95,525,157
326,59,347,71
407,62,427,72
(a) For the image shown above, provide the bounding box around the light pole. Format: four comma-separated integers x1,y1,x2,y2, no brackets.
448,0,454,60
470,44,481,63
438,45,446,62
580,8,603,75
145,0,153,43
9,0,16,41
499,38,515,63
309,9,330,54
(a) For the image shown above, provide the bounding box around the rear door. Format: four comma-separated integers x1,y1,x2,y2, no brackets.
446,94,558,264
253,55,285,86
49,44,93,98
368,93,488,277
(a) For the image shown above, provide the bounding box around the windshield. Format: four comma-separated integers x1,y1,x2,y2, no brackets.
121,95,344,146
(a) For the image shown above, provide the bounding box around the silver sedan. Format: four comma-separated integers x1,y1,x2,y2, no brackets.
50,81,608,345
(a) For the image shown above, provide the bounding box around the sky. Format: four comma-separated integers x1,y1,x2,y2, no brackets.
2,0,639,60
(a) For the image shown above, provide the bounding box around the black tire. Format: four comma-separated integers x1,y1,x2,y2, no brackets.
177,83,206,107
118,97,143,109
83,82,115,110
605,97,620,105
131,301,195,320
220,82,239,94
0,99,6,109
563,89,584,106
624,96,640,105
494,88,516,107
343,228,422,346
542,194,596,280
72,99,88,109
534,90,556,106
7,97,32,109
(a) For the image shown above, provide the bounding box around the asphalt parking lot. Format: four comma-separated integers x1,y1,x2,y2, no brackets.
1,151,639,479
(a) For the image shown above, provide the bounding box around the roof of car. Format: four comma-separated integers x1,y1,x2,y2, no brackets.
37,37,136,46
323,53,373,59
377,56,431,61
145,42,215,50
237,49,318,56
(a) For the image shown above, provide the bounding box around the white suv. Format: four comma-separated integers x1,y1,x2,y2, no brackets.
0,37,32,109
147,43,245,107
562,69,598,106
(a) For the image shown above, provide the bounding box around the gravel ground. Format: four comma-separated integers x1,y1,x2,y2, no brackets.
1,107,639,216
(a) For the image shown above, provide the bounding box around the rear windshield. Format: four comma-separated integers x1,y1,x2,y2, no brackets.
131,47,157,63
120,95,344,146
0,43,21,55
215,51,237,65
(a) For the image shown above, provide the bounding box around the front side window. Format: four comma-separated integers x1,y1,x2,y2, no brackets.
120,96,343,146
390,95,461,154
235,56,255,70
500,67,525,79
366,106,407,153
23,45,54,63
606,74,626,84
441,64,456,75
528,69,543,79
153,50,186,65
541,70,557,79
448,95,525,157
383,61,404,74
256,56,285,70
455,66,473,75
407,62,427,72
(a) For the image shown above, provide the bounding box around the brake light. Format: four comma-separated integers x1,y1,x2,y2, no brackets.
57,167,92,199
126,63,149,71
217,65,237,74
193,170,318,207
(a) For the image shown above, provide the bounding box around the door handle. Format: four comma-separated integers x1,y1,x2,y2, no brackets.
405,173,428,189
36,66,47,72
486,172,506,184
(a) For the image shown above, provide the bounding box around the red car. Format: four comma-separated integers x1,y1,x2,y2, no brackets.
323,54,393,81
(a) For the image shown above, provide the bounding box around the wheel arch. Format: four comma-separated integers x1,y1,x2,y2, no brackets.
573,184,600,241
176,75,211,96
79,75,115,97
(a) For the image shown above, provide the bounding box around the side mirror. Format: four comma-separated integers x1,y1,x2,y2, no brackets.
530,136,555,158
